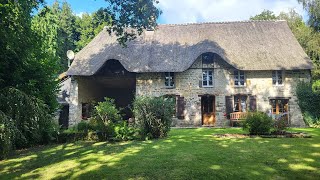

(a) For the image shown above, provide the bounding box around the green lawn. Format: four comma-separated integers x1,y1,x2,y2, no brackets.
1,128,320,180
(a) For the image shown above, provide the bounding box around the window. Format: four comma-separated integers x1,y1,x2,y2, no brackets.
202,70,213,87
272,71,283,86
234,70,245,86
233,95,247,112
164,72,174,87
270,99,289,120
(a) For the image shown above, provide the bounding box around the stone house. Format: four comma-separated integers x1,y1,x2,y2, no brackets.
65,20,313,127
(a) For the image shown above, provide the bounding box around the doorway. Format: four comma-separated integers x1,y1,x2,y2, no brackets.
201,95,216,126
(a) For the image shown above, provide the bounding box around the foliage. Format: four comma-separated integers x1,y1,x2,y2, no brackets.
104,0,161,46
250,10,277,20
75,8,112,51
93,97,122,123
243,112,273,135
0,111,17,160
0,88,59,149
273,117,289,133
303,112,320,128
298,0,320,32
77,121,90,133
133,96,174,139
296,81,320,117
113,121,137,141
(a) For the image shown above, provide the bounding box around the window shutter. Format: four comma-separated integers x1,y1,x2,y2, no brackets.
225,96,233,119
199,80,202,88
249,96,257,111
176,96,185,119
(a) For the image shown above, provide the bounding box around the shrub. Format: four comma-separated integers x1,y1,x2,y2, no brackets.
93,97,121,123
133,96,175,139
113,121,137,141
243,112,273,135
77,121,89,133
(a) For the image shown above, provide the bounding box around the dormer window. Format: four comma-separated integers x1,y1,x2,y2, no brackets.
165,72,174,88
234,70,245,86
272,71,283,86
202,69,213,87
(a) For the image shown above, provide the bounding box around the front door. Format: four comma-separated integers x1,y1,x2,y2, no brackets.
201,95,215,126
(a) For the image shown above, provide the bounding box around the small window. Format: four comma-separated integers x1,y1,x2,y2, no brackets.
272,71,283,86
164,72,174,88
202,70,213,87
234,70,245,86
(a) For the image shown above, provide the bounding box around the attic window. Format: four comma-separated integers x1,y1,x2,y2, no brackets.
202,53,214,64
202,69,213,87
272,71,283,86
165,72,175,88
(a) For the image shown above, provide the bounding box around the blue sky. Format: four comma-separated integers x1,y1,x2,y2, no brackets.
45,0,307,24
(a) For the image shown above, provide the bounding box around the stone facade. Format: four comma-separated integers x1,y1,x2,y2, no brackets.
68,56,310,127
136,57,310,127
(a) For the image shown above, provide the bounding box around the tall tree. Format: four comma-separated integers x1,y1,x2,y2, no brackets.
298,0,320,31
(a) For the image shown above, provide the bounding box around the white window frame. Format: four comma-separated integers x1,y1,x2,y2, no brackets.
234,70,246,87
202,69,213,87
164,72,175,88
272,70,284,86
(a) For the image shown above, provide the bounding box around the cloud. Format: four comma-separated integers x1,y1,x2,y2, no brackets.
75,12,85,17
157,0,305,24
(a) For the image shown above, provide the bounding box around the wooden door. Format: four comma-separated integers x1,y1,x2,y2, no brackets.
202,96,215,126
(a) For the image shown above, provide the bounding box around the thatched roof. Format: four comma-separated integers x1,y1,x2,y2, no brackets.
67,20,312,76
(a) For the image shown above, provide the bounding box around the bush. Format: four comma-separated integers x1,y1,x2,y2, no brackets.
0,111,17,159
93,97,122,123
133,96,174,139
113,121,137,141
243,112,273,135
296,81,320,126
77,121,89,133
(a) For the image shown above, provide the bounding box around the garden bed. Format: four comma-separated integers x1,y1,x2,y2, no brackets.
213,132,312,138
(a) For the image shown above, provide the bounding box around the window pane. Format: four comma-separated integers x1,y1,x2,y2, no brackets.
208,80,213,86
165,81,169,86
240,79,245,85
235,80,239,86
208,71,212,76
240,71,244,75
272,79,277,85
170,81,174,87
203,81,207,86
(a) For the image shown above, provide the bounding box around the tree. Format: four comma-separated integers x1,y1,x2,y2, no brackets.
104,0,161,46
250,10,277,20
298,0,320,31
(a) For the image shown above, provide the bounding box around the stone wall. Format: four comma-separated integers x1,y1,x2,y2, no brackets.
136,57,311,127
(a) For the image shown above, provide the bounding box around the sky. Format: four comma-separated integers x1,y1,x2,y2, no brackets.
45,0,307,24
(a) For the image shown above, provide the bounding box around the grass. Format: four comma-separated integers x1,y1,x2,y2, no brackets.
0,128,320,179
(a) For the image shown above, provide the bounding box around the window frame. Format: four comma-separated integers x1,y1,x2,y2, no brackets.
202,69,213,87
234,70,246,87
272,70,284,86
164,72,175,88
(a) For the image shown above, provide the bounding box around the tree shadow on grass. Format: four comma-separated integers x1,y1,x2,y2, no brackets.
0,128,319,179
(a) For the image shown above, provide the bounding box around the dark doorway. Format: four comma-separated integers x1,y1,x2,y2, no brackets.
201,95,216,126
59,105,69,129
